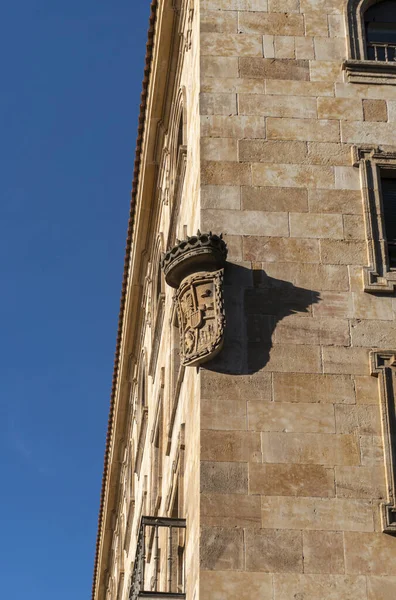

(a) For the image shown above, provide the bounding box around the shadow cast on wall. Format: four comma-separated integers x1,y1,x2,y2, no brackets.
205,263,321,375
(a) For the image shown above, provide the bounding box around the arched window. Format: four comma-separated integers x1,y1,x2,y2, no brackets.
365,0,396,61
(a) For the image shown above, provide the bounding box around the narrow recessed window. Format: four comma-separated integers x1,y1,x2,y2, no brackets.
380,171,396,269
365,1,396,61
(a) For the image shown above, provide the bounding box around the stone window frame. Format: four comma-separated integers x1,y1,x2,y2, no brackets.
371,350,396,535
343,0,396,84
353,145,396,293
166,302,185,455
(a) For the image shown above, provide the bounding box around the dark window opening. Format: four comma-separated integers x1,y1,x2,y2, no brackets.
380,170,396,268
365,1,396,61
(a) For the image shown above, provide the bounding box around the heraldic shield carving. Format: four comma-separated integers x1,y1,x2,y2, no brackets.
161,232,227,367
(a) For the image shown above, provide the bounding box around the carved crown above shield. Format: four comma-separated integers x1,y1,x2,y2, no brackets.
161,232,227,367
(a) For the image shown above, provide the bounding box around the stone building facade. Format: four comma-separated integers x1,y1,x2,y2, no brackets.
92,1,396,599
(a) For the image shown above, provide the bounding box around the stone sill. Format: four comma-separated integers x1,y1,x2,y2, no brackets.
343,59,396,84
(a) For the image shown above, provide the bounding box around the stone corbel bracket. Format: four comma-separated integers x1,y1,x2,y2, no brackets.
161,231,227,367
371,350,396,535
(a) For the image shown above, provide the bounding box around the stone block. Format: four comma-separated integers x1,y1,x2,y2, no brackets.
201,398,247,430
273,372,355,404
300,0,343,14
263,34,275,58
201,115,265,138
274,574,367,599
200,92,237,115
201,493,261,527
239,57,309,80
201,185,240,210
320,240,367,265
201,208,289,236
367,576,396,599
201,10,238,33
291,263,349,291
274,35,295,59
307,142,352,166
303,531,345,574
201,161,251,186
201,138,238,162
201,56,239,78
201,76,265,94
360,436,384,466
351,319,396,347
308,189,362,214
243,236,320,262
242,185,308,211
261,496,374,531
238,11,304,35
201,32,263,57
269,0,300,11
353,293,394,320
343,215,366,240
267,117,340,142
328,14,346,37
238,94,317,118
354,376,379,405
335,405,381,435
200,526,244,571
318,97,363,120
201,370,272,401
200,571,273,600
261,343,322,373
310,60,344,82
266,79,334,96
261,431,360,465
304,13,329,37
248,400,336,432
245,529,303,572
314,37,347,60
362,99,388,122
290,213,343,238
275,314,349,345
220,234,242,260
345,532,396,575
252,163,335,189
201,0,268,7
323,347,369,375
341,121,396,145
312,292,354,318
295,36,315,59
201,461,248,494
335,466,386,499
201,430,261,462
249,462,335,496
335,166,361,190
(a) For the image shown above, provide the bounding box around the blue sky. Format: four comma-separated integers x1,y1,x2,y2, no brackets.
0,2,149,598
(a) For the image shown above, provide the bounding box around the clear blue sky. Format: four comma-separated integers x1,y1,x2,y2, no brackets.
0,2,149,598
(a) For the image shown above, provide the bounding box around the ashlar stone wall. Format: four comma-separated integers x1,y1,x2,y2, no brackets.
199,1,396,598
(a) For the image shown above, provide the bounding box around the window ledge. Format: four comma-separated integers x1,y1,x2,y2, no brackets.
343,59,396,84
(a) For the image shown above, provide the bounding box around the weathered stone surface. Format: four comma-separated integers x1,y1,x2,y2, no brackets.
245,529,303,572
362,99,388,122
318,97,363,120
308,189,362,214
303,531,345,574
335,466,386,499
335,405,381,435
341,121,396,145
239,57,310,80
242,185,308,211
201,138,238,161
307,142,352,166
343,215,366,240
201,208,289,236
320,240,367,265
201,10,238,33
201,55,239,78
290,213,343,238
200,92,237,115
367,577,396,599
201,32,263,57
351,319,396,347
201,115,265,138
200,526,244,571
201,461,248,494
261,344,322,373
354,376,379,405
248,401,335,432
249,462,335,496
273,373,355,404
201,430,261,462
274,315,349,345
201,161,252,186
345,533,396,575
239,94,317,118
261,432,360,465
262,496,374,531
323,347,369,375
238,11,304,35
238,140,308,164
201,493,261,527
252,163,335,189
201,398,247,431
274,574,367,599
201,185,240,210
312,292,354,318
353,293,394,320
244,236,320,262
201,370,272,401
267,117,340,142
200,570,272,599
360,436,384,467
266,79,333,96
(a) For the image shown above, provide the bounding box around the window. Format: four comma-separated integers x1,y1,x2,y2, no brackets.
344,0,396,83
365,1,396,61
354,146,396,292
